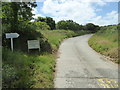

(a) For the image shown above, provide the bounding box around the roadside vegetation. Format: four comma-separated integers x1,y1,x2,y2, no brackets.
40,30,90,51
2,29,90,88
3,48,55,88
88,25,119,64
2,2,100,88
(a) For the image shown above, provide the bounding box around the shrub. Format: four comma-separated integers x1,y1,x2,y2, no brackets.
88,25,119,64
2,48,33,88
2,22,52,53
56,20,83,31
2,48,55,88
33,21,50,30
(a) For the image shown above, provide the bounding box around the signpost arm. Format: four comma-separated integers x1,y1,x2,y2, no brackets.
11,38,13,51
6,33,19,51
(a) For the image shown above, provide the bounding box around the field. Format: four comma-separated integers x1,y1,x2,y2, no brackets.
88,25,119,64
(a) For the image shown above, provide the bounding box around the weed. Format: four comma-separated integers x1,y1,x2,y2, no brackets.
88,25,119,64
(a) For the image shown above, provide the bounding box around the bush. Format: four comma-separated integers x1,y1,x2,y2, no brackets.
2,22,52,53
88,25,119,64
33,21,50,30
73,30,90,36
2,48,33,88
2,48,55,88
56,20,83,31
84,23,100,33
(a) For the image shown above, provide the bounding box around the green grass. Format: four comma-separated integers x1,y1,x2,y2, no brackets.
3,29,90,88
88,25,119,64
40,30,75,50
2,48,55,88
40,30,90,51
31,53,55,88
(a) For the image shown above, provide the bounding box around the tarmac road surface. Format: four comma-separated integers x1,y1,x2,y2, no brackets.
54,34,119,88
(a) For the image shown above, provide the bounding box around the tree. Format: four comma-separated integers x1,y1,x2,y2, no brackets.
2,2,37,31
34,21,50,30
56,20,67,30
84,23,100,33
35,17,45,22
35,17,56,30
2,2,12,24
56,20,83,31
45,17,56,30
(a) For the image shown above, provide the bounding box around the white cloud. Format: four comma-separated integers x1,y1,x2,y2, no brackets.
32,8,44,19
32,8,38,14
42,0,96,24
36,0,46,2
92,11,118,26
40,0,118,25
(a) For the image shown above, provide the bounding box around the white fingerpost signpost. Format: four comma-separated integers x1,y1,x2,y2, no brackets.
6,33,20,51
27,40,40,52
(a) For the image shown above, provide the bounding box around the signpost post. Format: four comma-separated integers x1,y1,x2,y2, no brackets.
11,38,13,51
6,33,19,51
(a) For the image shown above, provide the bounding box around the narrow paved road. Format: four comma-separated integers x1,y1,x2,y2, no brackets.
54,34,118,88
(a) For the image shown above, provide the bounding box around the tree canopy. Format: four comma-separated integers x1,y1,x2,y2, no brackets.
2,2,100,33
35,16,56,30
2,2,37,31
84,23,100,33
56,20,83,31
34,21,50,30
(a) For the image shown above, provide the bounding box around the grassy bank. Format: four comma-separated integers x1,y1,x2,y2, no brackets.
2,48,55,88
40,30,90,51
40,30,75,51
88,25,119,64
3,29,90,88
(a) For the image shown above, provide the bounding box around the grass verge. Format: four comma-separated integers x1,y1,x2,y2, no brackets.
3,29,90,88
88,25,119,64
40,30,90,51
40,30,75,51
2,48,55,88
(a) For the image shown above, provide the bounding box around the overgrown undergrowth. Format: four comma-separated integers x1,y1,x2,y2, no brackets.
40,30,90,51
2,48,55,88
88,25,119,64
40,30,75,50
3,29,90,88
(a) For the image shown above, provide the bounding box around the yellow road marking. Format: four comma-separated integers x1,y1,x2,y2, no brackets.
109,84,114,88
98,79,104,83
97,78,118,88
98,83,106,88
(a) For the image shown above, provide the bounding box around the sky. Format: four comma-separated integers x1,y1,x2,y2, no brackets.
32,0,119,26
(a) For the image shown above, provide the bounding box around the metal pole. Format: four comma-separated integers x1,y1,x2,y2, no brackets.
11,38,13,51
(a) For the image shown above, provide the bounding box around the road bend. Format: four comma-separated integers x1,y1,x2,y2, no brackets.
54,34,119,88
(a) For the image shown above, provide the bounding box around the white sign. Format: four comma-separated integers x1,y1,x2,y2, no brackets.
5,33,20,51
27,40,40,52
6,33,19,38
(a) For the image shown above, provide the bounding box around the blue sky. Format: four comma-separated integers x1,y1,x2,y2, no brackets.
32,0,119,26
94,2,118,16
